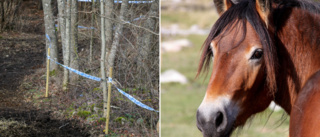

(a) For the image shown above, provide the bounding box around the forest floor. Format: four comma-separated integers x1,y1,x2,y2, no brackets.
0,1,158,137
0,1,92,135
0,31,92,136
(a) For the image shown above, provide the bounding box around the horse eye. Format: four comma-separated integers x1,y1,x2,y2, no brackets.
250,49,263,60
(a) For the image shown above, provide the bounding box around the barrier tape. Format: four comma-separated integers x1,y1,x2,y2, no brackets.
109,78,159,112
55,24,96,30
78,26,96,29
45,35,158,112
48,56,102,81
55,15,145,30
132,15,145,22
46,34,51,48
78,0,153,3
114,1,153,3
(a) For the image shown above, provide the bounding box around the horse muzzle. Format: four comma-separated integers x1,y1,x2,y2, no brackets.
196,97,238,137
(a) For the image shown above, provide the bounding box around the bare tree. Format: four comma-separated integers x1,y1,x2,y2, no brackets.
105,0,114,55
143,0,159,58
100,0,108,116
107,0,129,69
42,0,58,71
57,0,66,50
137,0,159,82
0,0,21,32
70,0,79,83
62,0,71,91
89,0,96,63
57,0,67,90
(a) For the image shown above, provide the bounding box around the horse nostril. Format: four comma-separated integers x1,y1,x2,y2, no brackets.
215,111,224,128
215,110,228,133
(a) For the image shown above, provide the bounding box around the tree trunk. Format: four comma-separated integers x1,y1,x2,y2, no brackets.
57,0,66,90
70,0,79,83
42,0,58,71
100,0,108,117
143,0,158,57
57,0,66,49
89,0,95,63
107,0,129,69
63,0,71,91
135,0,159,91
105,0,113,56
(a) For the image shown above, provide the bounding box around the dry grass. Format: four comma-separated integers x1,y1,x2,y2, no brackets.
0,119,36,137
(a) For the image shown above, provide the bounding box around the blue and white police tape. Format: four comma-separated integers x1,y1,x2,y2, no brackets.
114,1,153,3
46,35,101,81
46,55,158,112
108,78,159,112
116,87,159,112
45,34,52,48
48,56,102,81
78,26,96,29
77,0,153,3
55,24,95,30
132,15,145,22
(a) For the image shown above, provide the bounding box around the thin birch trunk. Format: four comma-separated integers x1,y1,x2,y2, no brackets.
89,0,95,63
63,0,71,91
57,0,66,48
143,0,158,54
70,0,79,83
42,0,58,71
57,0,66,90
107,0,129,69
100,0,108,117
105,0,113,55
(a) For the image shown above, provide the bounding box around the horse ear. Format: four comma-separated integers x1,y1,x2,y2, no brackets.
214,0,234,15
255,0,271,26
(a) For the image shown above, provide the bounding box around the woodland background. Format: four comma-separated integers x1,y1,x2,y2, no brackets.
0,0,159,136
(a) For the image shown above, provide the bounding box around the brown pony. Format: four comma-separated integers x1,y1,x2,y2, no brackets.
196,0,320,136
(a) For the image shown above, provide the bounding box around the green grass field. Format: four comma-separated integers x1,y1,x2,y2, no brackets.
160,34,290,137
161,10,219,29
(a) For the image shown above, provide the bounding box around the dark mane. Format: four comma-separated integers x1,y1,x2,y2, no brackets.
272,0,320,39
197,0,278,94
273,0,320,14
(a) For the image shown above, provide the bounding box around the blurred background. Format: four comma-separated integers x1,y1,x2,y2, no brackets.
160,0,289,136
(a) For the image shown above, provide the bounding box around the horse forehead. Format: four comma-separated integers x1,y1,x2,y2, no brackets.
216,21,261,53
245,22,261,44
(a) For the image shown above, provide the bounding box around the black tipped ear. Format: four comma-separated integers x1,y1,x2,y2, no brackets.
256,0,271,26
214,0,234,15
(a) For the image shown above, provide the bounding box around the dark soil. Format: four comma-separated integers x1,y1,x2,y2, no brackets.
0,109,90,137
